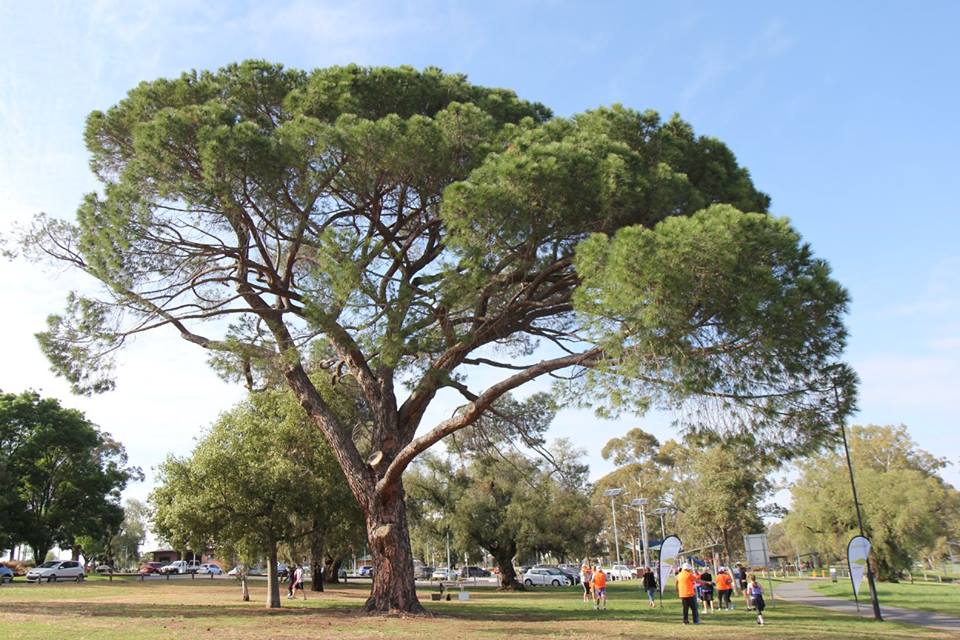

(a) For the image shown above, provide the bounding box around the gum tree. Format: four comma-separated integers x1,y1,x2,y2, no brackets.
19,62,853,613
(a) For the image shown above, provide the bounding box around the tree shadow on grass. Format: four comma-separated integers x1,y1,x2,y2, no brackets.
0,601,362,620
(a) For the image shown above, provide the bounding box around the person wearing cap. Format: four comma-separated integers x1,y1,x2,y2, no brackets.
676,563,699,624
716,567,734,610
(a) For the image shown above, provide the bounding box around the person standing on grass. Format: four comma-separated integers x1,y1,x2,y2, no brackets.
581,562,593,604
716,567,734,610
286,563,297,599
591,565,608,610
292,564,307,601
698,567,715,614
677,563,699,624
737,563,751,609
748,575,765,625
641,566,658,607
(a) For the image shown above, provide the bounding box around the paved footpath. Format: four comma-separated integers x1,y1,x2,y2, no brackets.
775,580,960,632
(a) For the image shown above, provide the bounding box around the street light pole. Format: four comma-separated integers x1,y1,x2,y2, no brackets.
603,488,625,566
834,382,883,622
653,507,668,540
631,498,650,569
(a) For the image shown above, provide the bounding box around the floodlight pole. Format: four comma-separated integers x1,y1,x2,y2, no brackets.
631,498,650,569
604,488,624,566
834,382,883,622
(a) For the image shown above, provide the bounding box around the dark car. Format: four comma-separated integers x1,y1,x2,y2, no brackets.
0,566,14,583
461,566,491,578
417,566,435,579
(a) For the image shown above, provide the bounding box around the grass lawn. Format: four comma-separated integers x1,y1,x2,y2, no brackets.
811,579,960,618
0,577,954,639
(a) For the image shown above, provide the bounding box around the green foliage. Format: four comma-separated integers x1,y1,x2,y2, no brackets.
150,386,363,566
593,428,776,562
0,391,141,561
573,205,853,458
407,440,596,584
783,425,960,580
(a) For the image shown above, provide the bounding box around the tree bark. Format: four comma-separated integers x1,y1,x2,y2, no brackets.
494,545,522,590
310,521,324,592
240,575,250,601
324,557,342,584
361,484,425,614
266,541,281,609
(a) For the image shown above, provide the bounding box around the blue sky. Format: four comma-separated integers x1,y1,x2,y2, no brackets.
1,1,958,504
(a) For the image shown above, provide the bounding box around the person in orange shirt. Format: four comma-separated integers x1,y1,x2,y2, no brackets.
676,563,699,624
591,565,608,610
716,567,734,610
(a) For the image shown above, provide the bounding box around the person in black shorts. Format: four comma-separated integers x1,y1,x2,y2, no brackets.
736,563,750,609
698,568,714,613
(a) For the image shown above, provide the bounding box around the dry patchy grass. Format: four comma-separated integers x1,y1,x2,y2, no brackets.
0,577,954,639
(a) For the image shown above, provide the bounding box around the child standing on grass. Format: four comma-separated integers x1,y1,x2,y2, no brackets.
748,575,765,625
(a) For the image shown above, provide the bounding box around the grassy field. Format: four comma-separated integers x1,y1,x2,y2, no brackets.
812,579,960,618
0,578,954,639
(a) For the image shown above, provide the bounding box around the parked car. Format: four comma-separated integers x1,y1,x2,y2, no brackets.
358,565,374,578
460,566,491,578
138,562,165,575
606,564,633,580
227,565,265,576
276,563,289,578
197,564,223,575
522,567,572,587
94,564,114,574
431,567,456,581
415,566,435,579
26,560,86,583
0,566,14,583
160,560,201,574
552,564,581,585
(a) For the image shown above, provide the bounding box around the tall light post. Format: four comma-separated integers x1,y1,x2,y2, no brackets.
833,380,883,622
652,507,668,541
631,498,650,569
603,488,625,566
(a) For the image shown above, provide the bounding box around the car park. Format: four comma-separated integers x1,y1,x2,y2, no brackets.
0,566,14,583
26,560,85,583
522,567,571,587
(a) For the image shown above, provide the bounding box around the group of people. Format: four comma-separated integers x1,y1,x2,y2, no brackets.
577,559,766,626
677,563,766,625
579,562,609,609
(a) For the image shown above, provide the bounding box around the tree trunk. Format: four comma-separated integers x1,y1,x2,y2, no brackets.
324,557,342,584
266,542,281,609
240,575,250,601
310,519,324,592
494,544,522,590
362,484,424,614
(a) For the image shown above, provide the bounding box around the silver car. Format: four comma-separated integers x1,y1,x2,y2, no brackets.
522,567,571,587
26,560,86,583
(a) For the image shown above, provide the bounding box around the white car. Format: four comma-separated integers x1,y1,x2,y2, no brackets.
197,563,223,575
606,564,633,580
431,567,456,581
228,565,265,576
160,560,201,574
522,567,572,587
26,560,86,583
